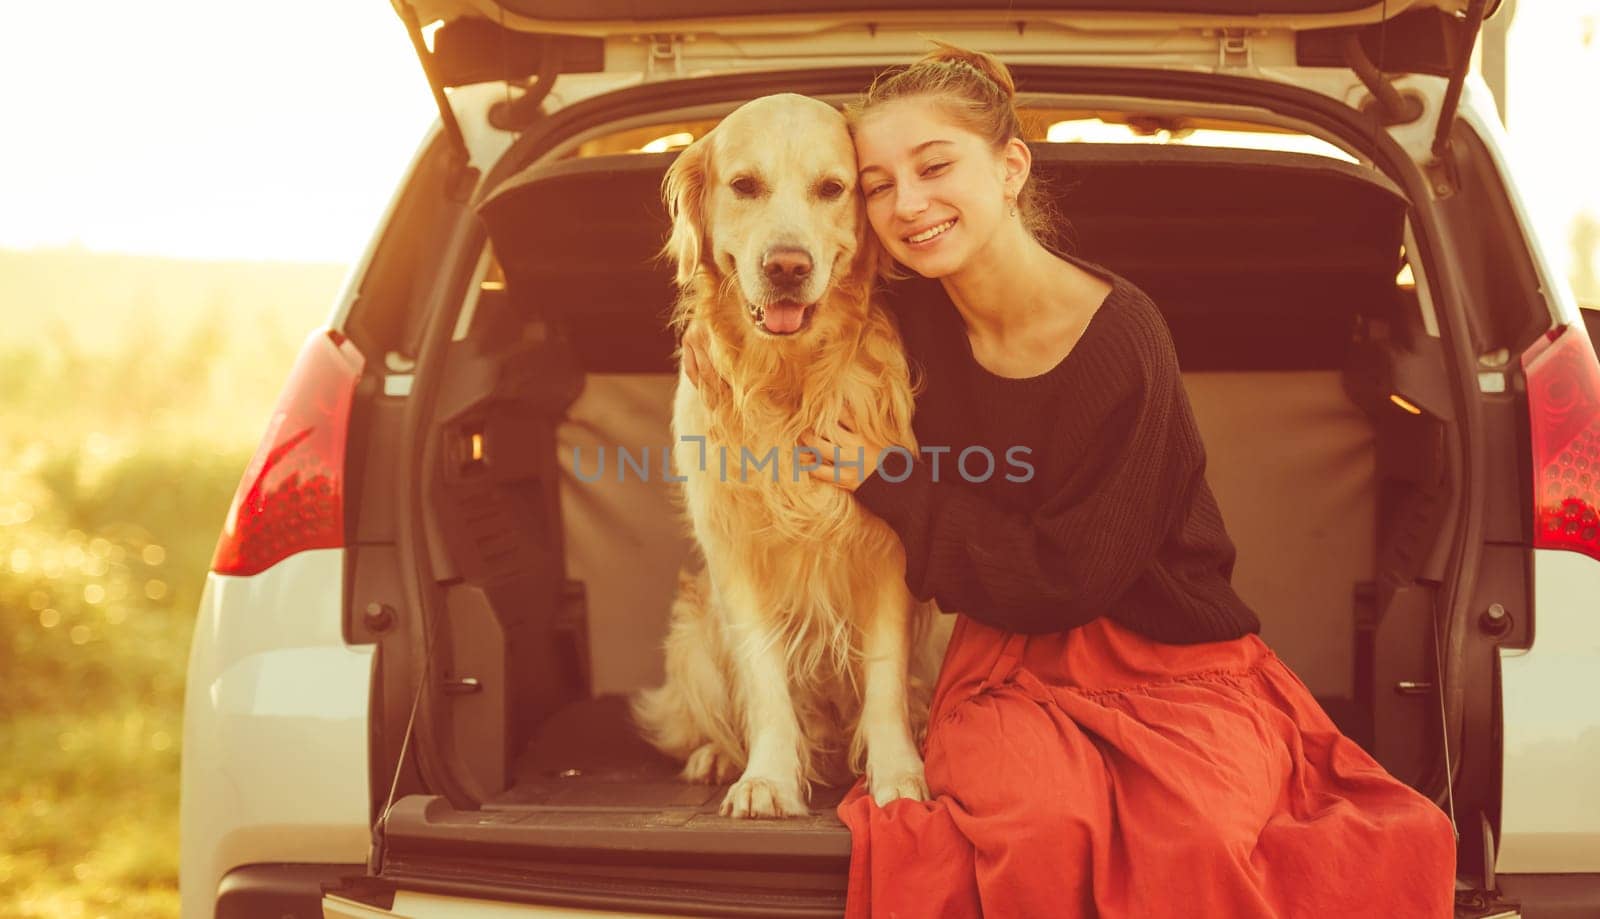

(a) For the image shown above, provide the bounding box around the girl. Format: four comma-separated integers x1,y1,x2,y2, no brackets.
684,43,1458,918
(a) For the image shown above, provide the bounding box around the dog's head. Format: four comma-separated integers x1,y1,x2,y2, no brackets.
662,94,878,342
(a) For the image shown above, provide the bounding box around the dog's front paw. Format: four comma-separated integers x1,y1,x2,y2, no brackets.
867,760,930,806
682,744,741,785
719,775,809,819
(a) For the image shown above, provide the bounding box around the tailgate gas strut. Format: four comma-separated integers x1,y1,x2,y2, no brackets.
392,0,474,180
1430,0,1492,160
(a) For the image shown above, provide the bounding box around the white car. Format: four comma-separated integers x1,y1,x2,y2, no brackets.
179,1,1600,917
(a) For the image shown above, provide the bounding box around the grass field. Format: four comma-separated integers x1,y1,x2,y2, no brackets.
0,248,345,918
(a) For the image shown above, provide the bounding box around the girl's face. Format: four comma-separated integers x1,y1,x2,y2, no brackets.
853,98,1020,279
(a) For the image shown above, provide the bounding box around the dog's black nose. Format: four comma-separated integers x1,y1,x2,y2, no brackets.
763,247,813,284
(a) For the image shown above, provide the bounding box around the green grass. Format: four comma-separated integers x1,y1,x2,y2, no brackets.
0,248,341,918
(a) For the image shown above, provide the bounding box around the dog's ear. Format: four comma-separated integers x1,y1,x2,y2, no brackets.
849,197,903,287
661,133,714,287
851,199,878,283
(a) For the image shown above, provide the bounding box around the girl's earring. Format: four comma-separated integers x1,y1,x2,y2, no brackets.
1008,196,1018,218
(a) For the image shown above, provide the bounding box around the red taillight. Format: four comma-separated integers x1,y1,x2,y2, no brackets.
211,330,365,576
1522,323,1600,562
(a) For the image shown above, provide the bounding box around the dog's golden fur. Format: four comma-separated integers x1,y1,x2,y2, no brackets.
631,94,947,818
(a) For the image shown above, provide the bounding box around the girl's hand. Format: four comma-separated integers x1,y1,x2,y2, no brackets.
802,410,895,493
680,323,730,409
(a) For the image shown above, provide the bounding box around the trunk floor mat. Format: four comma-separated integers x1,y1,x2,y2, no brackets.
494,694,853,817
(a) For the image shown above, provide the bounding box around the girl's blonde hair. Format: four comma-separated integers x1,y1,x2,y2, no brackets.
845,41,1063,253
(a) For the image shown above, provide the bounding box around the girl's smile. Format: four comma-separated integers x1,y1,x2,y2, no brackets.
904,217,958,247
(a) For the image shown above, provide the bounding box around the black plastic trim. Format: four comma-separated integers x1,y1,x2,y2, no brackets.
433,21,603,87
1496,874,1600,919
1451,128,1562,354
337,126,482,832
1297,8,1462,78
385,794,849,867
215,863,365,919
1417,119,1548,855
1396,119,1490,829
407,241,499,810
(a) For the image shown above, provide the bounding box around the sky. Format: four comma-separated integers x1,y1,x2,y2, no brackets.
1499,2,1600,298
0,1,1595,287
0,2,436,263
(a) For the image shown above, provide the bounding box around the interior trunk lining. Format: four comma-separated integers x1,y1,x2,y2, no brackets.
479,143,1408,375
415,137,1441,820
562,370,1376,702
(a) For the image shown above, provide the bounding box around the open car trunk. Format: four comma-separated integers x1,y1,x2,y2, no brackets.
363,138,1474,914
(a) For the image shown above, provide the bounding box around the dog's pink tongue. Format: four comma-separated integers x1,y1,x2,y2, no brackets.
763,302,806,334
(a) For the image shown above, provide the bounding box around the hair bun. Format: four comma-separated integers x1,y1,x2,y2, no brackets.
916,41,1016,100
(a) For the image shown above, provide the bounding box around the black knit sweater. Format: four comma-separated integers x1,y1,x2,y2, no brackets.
853,255,1262,645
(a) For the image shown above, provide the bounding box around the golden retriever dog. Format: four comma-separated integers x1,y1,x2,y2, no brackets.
631,94,946,818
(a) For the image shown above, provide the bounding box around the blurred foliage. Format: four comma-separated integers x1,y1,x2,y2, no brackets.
0,250,338,918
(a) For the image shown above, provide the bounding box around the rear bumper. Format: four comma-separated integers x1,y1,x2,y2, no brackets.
179,549,374,919
1497,549,1600,873
216,863,363,919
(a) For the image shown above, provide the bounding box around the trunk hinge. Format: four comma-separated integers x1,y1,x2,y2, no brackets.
1429,0,1493,171
1216,28,1253,70
643,33,689,79
392,0,477,189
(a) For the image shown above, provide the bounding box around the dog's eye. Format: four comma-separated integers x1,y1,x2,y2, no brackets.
818,180,846,200
730,177,761,197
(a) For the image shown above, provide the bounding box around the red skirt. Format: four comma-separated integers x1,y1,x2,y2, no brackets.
838,615,1457,918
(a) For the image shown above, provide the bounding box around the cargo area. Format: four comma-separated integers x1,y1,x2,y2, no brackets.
373,138,1464,911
